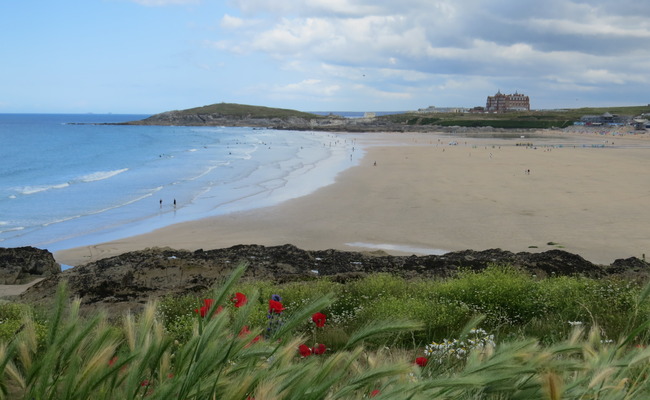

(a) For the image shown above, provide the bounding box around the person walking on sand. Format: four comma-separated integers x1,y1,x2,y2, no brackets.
173,199,177,208
159,199,162,208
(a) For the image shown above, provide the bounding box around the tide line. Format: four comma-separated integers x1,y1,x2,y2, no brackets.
346,242,448,256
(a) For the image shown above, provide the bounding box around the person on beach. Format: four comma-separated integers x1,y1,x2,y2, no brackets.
159,199,162,207
173,199,177,208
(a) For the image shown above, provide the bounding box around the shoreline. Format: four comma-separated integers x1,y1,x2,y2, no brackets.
55,129,650,267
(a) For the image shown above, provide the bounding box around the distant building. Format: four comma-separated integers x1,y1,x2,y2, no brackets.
580,112,629,126
485,91,530,113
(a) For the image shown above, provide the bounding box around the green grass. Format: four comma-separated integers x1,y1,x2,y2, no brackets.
3,264,650,399
379,105,650,129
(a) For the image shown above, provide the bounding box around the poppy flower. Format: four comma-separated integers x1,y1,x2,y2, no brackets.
269,299,285,314
108,356,118,367
370,389,381,397
194,299,223,317
298,344,312,357
312,312,326,327
232,292,248,308
248,335,261,346
312,343,327,355
415,357,428,367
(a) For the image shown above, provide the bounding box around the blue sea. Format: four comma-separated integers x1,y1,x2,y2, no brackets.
0,114,362,253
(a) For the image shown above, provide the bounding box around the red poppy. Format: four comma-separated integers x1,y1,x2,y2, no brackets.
194,299,223,317
370,389,381,397
415,357,428,367
312,312,326,327
232,292,248,308
239,325,251,337
312,343,327,355
269,299,285,314
298,344,312,357
249,335,261,346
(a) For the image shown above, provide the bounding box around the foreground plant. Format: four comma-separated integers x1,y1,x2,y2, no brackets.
2,265,650,399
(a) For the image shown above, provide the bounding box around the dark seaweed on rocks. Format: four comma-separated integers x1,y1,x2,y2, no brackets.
5,244,650,317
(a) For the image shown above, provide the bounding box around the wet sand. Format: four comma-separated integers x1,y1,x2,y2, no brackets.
55,129,650,266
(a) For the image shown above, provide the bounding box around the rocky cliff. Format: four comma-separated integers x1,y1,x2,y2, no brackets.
15,244,650,317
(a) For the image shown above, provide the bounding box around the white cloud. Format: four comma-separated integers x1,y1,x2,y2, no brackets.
530,17,650,38
220,14,261,29
213,0,650,109
277,79,341,96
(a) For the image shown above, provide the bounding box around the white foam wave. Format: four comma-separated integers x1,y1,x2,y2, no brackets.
78,168,128,183
0,226,25,234
188,163,225,181
42,214,81,227
42,186,163,228
14,168,129,196
18,182,70,195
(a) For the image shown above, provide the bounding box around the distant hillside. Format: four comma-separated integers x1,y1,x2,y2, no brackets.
127,103,325,127
378,105,650,130
127,102,650,130
176,103,323,119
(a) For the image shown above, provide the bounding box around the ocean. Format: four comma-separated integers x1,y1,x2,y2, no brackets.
0,114,362,254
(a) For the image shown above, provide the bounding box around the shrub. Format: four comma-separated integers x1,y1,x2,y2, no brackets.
433,265,546,330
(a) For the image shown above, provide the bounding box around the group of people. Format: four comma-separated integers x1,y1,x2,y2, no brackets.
159,199,177,208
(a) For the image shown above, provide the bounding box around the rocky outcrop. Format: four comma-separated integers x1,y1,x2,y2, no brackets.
0,247,61,284
16,245,650,317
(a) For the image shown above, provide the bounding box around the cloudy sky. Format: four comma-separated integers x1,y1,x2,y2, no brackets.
1,0,648,114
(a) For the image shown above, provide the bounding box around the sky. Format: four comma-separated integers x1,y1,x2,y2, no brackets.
1,0,649,114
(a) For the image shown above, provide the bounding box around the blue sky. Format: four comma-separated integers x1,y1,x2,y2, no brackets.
1,0,649,114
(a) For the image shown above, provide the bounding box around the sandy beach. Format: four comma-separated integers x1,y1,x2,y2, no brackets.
55,129,650,267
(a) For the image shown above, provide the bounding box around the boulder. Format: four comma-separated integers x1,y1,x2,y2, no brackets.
0,246,61,284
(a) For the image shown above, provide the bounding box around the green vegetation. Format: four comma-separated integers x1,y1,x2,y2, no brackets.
380,104,650,129
2,264,650,399
176,103,324,119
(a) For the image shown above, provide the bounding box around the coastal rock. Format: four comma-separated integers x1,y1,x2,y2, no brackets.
15,244,626,316
0,246,61,284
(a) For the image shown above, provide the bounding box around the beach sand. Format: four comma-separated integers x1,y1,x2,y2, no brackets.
55,130,650,267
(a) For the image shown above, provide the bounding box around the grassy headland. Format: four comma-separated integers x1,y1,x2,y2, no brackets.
378,105,650,130
175,102,325,120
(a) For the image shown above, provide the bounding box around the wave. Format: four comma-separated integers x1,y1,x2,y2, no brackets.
0,226,25,234
13,168,129,196
17,182,70,195
77,168,128,183
44,186,163,227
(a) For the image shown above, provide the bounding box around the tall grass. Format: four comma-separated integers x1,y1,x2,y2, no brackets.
1,264,650,399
